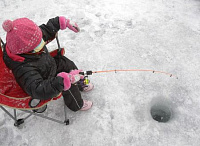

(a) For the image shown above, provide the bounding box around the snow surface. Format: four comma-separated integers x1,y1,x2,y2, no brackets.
1,0,200,145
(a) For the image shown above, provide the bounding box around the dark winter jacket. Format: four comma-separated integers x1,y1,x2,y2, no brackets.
3,17,64,100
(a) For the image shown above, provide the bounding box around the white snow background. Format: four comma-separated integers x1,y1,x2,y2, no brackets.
0,0,200,145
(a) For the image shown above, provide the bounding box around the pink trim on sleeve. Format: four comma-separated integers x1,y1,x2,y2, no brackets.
57,72,71,91
59,16,67,30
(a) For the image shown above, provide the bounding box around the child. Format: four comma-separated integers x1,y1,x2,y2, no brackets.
2,16,93,111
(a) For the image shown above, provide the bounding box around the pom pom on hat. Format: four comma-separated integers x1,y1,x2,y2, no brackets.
2,20,13,32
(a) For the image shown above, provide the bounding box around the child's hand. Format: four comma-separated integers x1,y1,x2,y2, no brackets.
69,69,84,83
59,16,80,33
66,20,80,33
57,72,71,91
57,70,83,91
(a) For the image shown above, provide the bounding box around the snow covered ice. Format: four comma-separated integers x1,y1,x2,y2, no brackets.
1,0,200,145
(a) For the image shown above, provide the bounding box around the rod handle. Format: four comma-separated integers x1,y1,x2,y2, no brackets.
79,71,93,76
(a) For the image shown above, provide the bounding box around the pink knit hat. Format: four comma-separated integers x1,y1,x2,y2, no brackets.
2,18,43,61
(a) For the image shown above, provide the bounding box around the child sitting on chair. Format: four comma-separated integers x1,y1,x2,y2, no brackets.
2,16,93,111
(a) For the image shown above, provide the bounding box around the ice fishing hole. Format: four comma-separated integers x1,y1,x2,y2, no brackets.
150,99,173,123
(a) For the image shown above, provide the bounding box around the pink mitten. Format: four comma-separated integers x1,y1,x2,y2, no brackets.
69,69,84,84
57,72,71,91
59,16,80,33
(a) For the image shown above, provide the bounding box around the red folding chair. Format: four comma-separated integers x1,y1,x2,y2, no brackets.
0,37,69,127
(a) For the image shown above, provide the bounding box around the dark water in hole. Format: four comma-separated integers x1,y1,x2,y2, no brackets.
150,104,172,123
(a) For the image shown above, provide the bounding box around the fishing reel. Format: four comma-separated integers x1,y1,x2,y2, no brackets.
80,71,92,82
78,71,93,90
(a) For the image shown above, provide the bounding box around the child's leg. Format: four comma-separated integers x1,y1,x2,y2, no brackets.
54,55,84,111
62,84,84,111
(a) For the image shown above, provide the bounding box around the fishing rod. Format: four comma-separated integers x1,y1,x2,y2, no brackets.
80,69,178,79
55,35,178,80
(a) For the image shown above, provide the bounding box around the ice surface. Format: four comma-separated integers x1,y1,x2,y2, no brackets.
1,0,200,145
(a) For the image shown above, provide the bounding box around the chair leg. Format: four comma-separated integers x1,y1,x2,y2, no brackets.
0,105,69,126
64,105,69,125
14,109,17,120
0,106,16,120
0,106,25,127
13,109,25,127
21,109,69,125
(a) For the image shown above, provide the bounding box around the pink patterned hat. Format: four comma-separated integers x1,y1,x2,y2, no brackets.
2,18,43,54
